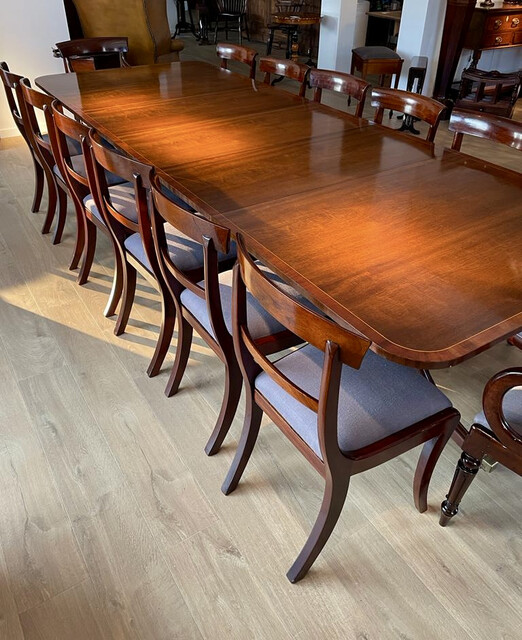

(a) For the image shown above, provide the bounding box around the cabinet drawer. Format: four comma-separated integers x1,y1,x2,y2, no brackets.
485,14,522,33
514,31,522,45
482,32,514,48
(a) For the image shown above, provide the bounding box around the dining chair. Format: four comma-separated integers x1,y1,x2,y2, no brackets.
150,178,306,455
54,37,130,73
309,68,371,118
371,88,446,143
214,0,250,45
44,101,125,316
449,108,522,152
18,78,79,244
86,130,228,379
222,234,460,582
216,42,257,80
0,62,45,216
440,368,522,526
258,56,310,98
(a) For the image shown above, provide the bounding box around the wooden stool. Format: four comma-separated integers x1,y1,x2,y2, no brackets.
350,46,404,89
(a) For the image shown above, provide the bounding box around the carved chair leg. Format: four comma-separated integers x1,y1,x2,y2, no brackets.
205,359,243,456
439,452,481,526
114,258,136,336
414,417,458,513
52,186,68,245
77,218,97,286
104,248,124,318
41,168,58,234
164,315,193,397
287,473,351,583
69,202,86,271
146,288,176,378
221,390,263,495
30,153,44,213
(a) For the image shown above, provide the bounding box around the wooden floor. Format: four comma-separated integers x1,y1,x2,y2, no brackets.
0,37,521,640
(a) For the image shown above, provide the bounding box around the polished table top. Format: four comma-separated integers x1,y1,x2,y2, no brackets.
36,61,522,368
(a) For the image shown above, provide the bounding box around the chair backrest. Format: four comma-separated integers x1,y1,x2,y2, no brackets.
72,0,174,65
150,174,232,337
481,368,522,458
233,233,371,417
216,0,248,12
0,62,26,138
258,56,310,98
216,43,258,80
54,37,129,72
18,78,54,160
309,68,371,118
449,108,522,152
456,67,522,118
371,87,446,142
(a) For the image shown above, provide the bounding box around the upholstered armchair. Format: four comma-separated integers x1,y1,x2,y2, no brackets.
71,0,184,66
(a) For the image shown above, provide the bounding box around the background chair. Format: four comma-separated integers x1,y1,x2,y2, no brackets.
455,68,522,119
309,68,371,117
258,56,310,97
216,42,257,80
54,37,129,72
68,0,184,65
222,234,460,582
449,108,522,152
213,0,250,45
0,62,45,216
440,368,522,526
371,88,446,143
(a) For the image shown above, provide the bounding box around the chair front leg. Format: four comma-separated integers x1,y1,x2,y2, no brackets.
146,285,176,378
40,165,58,235
205,357,243,456
52,185,68,245
439,452,481,526
30,152,44,213
164,314,193,397
286,472,350,583
114,256,136,336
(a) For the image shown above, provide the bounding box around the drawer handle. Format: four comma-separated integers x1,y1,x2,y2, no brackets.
512,18,520,27
495,36,503,44
494,19,503,29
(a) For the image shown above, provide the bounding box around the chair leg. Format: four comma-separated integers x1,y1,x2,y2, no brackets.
244,15,250,41
439,452,481,526
221,390,263,495
146,288,176,378
286,473,351,583
52,185,68,245
41,168,58,235
238,17,242,45
30,153,44,213
104,248,124,318
205,359,243,456
114,258,136,336
68,202,86,271
214,20,219,45
77,218,97,286
413,419,457,513
164,315,193,397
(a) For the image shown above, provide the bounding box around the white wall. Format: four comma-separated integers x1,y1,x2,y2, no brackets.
0,0,69,137
318,0,358,73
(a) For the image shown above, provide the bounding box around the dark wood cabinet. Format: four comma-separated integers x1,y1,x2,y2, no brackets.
464,2,522,66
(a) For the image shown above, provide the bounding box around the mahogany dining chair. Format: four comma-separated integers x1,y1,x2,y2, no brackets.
371,87,446,143
216,42,258,80
150,177,305,455
258,56,310,97
309,68,371,118
54,37,130,73
449,108,522,152
440,368,522,526
222,234,461,582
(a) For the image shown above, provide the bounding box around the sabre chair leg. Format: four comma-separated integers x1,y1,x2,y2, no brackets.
205,359,243,456
52,186,68,245
221,390,263,494
31,153,44,213
440,452,481,526
146,288,176,378
104,248,124,318
41,169,58,235
114,258,136,336
287,473,350,583
77,218,97,286
164,315,193,397
68,202,86,271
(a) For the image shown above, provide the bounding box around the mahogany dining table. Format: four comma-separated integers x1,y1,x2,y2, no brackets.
36,61,522,370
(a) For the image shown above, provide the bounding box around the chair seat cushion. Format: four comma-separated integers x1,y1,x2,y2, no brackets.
255,344,452,458
83,182,137,224
352,46,402,60
43,133,81,156
54,155,123,186
180,265,320,341
124,225,236,274
474,387,522,437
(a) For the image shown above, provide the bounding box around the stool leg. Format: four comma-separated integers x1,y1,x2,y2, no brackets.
267,28,274,55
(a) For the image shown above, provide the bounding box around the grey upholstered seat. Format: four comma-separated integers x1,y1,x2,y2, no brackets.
53,155,124,186
43,132,81,156
124,225,237,274
474,387,522,436
255,344,452,458
180,265,320,341
83,181,138,224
